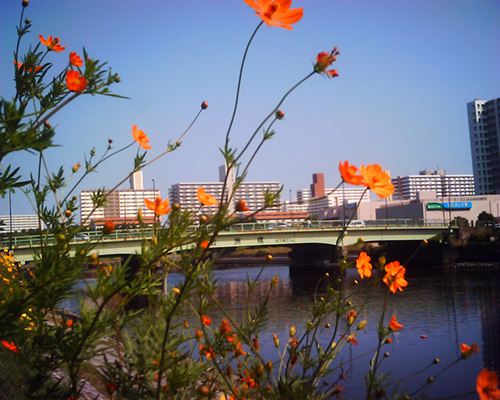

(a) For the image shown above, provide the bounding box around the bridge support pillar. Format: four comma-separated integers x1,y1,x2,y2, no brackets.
288,244,339,275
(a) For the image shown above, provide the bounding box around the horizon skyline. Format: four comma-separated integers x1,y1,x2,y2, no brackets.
1,1,499,216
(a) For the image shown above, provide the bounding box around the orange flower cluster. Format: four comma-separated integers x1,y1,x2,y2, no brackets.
477,368,500,400
39,35,65,52
66,70,87,92
314,47,340,78
356,251,372,279
1,340,19,353
132,125,151,150
235,199,249,212
461,343,480,359
244,0,303,30
389,315,403,331
145,196,171,216
69,52,83,67
197,187,218,206
339,161,395,199
14,60,42,73
383,261,408,293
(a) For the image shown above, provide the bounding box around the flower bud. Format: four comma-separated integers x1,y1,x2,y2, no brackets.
255,363,264,377
25,18,30,24
325,322,331,329
22,0,29,7
385,337,392,344
265,360,273,373
172,203,180,211
200,215,208,224
272,333,279,347
108,138,113,144
172,287,180,295
137,209,143,223
275,110,285,120
184,320,189,329
427,377,434,383
433,358,440,364
65,210,72,217
357,320,367,330
289,325,296,337
201,101,208,110
72,163,81,173
270,276,278,288
384,352,389,358
195,329,203,341
266,254,273,262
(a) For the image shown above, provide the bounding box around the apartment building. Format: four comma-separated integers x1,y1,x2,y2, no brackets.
467,98,500,195
392,170,475,200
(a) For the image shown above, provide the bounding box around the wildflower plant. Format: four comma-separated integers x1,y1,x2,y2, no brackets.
0,1,496,400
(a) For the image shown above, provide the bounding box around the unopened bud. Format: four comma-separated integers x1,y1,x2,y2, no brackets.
65,210,72,217
172,203,181,211
265,360,273,373
358,320,367,330
433,358,440,364
427,377,434,383
289,325,296,337
195,329,203,341
378,256,386,268
108,138,113,144
201,101,208,110
22,0,29,7
137,209,143,223
200,215,208,224
172,287,180,295
385,337,392,344
266,254,273,262
25,18,30,24
275,110,285,120
72,163,81,173
384,352,389,358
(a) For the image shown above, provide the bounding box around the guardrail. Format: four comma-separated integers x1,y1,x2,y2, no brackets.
1,219,454,249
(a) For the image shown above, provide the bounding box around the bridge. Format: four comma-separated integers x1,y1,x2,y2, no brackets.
3,219,452,271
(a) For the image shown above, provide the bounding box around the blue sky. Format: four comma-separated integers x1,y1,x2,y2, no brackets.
1,0,499,215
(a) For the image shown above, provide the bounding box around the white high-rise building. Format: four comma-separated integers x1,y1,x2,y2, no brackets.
0,215,45,232
392,170,475,200
80,171,159,226
168,166,281,215
467,98,500,195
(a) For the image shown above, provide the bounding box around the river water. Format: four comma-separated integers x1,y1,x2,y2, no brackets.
61,263,500,399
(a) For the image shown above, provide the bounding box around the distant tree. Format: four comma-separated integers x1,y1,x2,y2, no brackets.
477,211,496,227
454,216,469,227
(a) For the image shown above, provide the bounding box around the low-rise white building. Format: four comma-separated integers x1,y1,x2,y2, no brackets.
0,214,45,232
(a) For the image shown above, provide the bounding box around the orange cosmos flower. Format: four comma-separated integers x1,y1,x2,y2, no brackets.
220,319,231,335
39,35,66,52
235,199,249,212
1,340,19,353
477,368,500,400
197,187,218,206
145,196,171,216
461,343,480,359
69,52,83,67
347,310,357,326
383,261,408,293
103,220,116,235
66,70,87,92
65,319,74,328
131,125,151,150
356,251,372,279
202,316,212,325
339,161,364,186
14,60,42,73
314,47,340,78
359,164,395,199
389,315,403,331
243,0,303,30
200,241,209,249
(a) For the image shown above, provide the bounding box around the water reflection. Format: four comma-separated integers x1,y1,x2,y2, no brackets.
61,264,500,399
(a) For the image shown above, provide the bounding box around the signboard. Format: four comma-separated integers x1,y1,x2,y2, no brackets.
426,202,472,211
